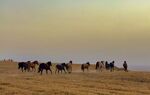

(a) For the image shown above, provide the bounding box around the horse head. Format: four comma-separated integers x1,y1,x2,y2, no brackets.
112,61,115,64
69,60,73,64
33,61,39,65
47,61,52,66
86,62,90,66
27,61,31,64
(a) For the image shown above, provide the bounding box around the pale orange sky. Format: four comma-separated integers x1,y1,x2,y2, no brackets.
0,0,150,70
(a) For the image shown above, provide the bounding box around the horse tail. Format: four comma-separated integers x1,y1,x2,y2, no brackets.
81,64,84,70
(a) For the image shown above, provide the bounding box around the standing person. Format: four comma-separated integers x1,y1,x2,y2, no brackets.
123,61,128,72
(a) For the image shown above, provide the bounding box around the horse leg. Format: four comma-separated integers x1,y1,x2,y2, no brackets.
28,67,30,72
97,67,99,72
55,69,57,74
100,67,102,72
21,67,23,72
24,67,27,72
87,67,89,72
32,67,34,72
46,70,48,74
49,69,52,74
125,67,128,72
34,67,36,72
110,68,112,72
63,69,66,74
41,69,43,75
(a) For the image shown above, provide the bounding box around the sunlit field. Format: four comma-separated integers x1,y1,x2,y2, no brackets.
0,61,150,95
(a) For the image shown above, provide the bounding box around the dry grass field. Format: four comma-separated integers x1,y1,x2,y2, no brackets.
0,61,150,95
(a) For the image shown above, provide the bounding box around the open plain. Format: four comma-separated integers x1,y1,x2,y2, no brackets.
0,61,150,95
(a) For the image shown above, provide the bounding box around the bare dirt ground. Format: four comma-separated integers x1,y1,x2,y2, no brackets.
0,61,150,95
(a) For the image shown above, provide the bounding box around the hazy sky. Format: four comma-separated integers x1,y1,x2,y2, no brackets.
0,0,150,70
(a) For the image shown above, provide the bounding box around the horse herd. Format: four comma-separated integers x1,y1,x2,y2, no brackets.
18,60,128,75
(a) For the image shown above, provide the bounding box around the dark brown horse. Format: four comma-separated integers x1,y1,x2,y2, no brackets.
105,61,110,70
81,62,90,72
110,61,115,72
18,61,31,72
55,63,67,74
38,61,52,75
18,62,28,72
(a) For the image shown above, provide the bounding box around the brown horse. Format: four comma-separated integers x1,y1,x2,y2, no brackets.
28,61,39,72
66,61,73,74
26,61,31,72
95,61,105,72
81,62,90,72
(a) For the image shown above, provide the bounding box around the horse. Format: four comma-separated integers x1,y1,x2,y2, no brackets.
105,61,110,70
55,63,67,74
66,61,73,74
81,62,90,72
110,61,115,72
28,61,39,72
95,61,105,72
123,61,128,72
38,61,52,75
18,62,29,72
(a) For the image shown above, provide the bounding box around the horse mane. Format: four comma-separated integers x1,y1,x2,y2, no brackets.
47,61,52,66
61,63,66,66
33,61,39,65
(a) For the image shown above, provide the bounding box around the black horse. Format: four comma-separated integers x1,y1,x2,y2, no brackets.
18,62,29,72
38,61,52,75
81,62,90,72
55,63,67,74
105,61,110,70
110,61,115,72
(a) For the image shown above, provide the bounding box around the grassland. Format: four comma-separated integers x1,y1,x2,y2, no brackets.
0,61,150,95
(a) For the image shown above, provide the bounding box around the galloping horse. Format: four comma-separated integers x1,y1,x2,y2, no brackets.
110,61,115,72
81,62,90,72
66,61,73,74
18,62,28,72
38,61,52,75
55,63,67,74
28,61,39,72
95,61,105,72
105,61,110,70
